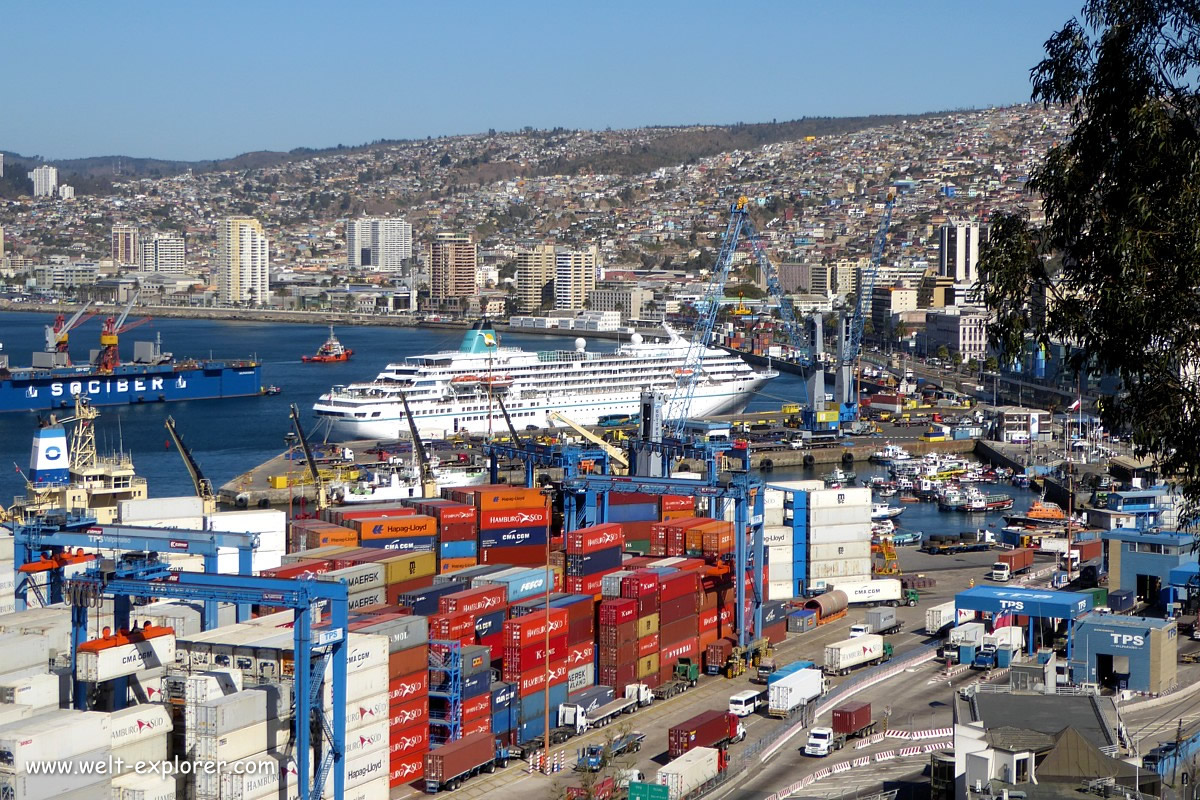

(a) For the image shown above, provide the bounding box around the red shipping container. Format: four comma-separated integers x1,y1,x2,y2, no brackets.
517,661,568,696
623,557,653,569
621,571,658,599
566,640,594,671
763,620,788,646
565,523,625,555
389,722,429,759
599,663,636,688
387,579,429,606
661,618,696,647
638,633,660,659
698,627,720,652
461,715,491,739
609,492,658,507
389,696,429,730
481,507,551,530
636,595,658,617
660,637,700,672
598,621,636,647
429,612,475,642
387,671,429,708
661,495,695,513
567,617,593,646
389,751,426,787
388,644,429,680
440,585,507,616
478,631,503,662
564,574,606,595
702,529,735,557
598,598,637,626
660,571,699,602
439,522,478,543
502,636,568,675
561,596,594,622
598,641,637,666
503,608,569,648
660,595,698,625
461,692,490,722
389,574,436,595
479,545,546,566
623,520,655,543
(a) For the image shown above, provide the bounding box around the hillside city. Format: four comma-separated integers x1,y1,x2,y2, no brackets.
0,104,1070,361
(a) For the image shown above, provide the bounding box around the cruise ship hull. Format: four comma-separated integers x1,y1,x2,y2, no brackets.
320,374,770,440
0,362,263,413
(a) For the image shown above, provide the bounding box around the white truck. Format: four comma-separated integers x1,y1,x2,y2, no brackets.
558,683,653,734
657,746,721,800
983,627,1025,651
947,621,986,647
829,578,917,607
823,634,892,676
849,608,903,637
767,667,826,717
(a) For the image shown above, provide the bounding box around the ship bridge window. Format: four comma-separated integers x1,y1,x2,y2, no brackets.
371,412,381,417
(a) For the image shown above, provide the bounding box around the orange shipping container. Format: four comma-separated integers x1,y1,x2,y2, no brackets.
702,528,735,556
353,515,437,540
661,510,695,522
471,485,548,511
309,527,358,548
685,528,705,555
439,557,477,575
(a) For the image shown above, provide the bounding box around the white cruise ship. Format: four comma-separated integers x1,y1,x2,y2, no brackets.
313,321,776,440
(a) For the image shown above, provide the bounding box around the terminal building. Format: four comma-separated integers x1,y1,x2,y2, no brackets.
1066,613,1177,693
1101,528,1192,602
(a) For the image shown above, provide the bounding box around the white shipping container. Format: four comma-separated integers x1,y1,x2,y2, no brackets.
764,507,785,527
925,602,975,634
809,541,872,561
120,497,204,522
808,488,871,510
808,523,872,545
809,505,872,527
343,718,388,759
194,718,291,762
110,703,173,749
324,663,389,705
343,776,389,800
330,748,388,795
767,668,824,714
657,746,720,800
215,751,305,800
824,634,885,672
767,562,794,582
568,663,595,692
0,747,111,800
829,578,903,605
763,488,785,509
807,559,872,580
78,635,176,682
762,526,792,547
0,672,61,709
0,538,14,559
196,684,291,737
767,545,794,565
0,709,110,771
0,634,49,674
159,553,206,574
346,588,387,612
345,693,388,731
111,734,168,768
163,670,242,704
0,706,31,727
321,563,385,594
767,580,796,601
111,770,176,800
127,516,205,531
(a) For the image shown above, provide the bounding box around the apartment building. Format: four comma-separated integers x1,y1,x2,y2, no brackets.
428,232,478,304
112,225,139,267
347,217,412,271
29,165,58,198
140,234,186,273
217,217,270,305
554,244,600,311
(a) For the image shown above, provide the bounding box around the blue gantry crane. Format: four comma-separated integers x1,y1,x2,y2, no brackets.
835,193,896,426
67,555,350,800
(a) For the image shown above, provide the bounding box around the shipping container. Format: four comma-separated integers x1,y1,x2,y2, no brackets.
566,524,625,555
481,507,551,530
656,747,721,800
832,701,873,736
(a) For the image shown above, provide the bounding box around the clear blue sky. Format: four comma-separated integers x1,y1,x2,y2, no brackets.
2,0,1084,162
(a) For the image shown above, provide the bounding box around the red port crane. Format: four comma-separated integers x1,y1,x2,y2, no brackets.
43,301,96,364
95,292,152,373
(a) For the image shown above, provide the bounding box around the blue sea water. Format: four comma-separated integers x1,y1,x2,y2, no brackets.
0,312,810,502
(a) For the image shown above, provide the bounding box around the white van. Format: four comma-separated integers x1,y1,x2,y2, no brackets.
729,689,764,717
615,769,644,789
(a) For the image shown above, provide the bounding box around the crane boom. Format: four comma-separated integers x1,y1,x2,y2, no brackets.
114,291,140,332
164,416,215,513
397,390,436,497
289,404,328,511
495,396,526,448
546,411,629,469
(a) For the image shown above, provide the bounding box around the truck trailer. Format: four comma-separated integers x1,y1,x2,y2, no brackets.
849,607,903,637
828,579,918,607
992,548,1035,581
803,702,876,757
423,732,509,793
667,710,746,758
767,667,825,717
823,634,893,676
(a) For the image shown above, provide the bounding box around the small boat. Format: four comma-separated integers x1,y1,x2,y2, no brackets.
871,502,904,521
1003,500,1068,528
1011,473,1031,489
262,385,282,396
877,486,897,498
870,443,913,464
962,487,1015,512
302,325,353,363
822,467,856,487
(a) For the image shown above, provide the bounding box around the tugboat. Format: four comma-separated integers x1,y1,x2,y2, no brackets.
301,326,353,363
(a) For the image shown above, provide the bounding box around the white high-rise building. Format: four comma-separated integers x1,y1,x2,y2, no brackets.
0,153,5,177
346,217,412,271
29,165,58,197
141,234,186,273
938,220,991,286
554,244,600,311
58,185,74,200
218,217,269,305
112,225,139,266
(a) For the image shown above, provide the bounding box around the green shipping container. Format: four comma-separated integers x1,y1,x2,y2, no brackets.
630,782,670,800
1088,587,1108,607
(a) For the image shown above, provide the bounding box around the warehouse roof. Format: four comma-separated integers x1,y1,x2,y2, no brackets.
1169,562,1199,587
1074,612,1176,632
969,693,1117,748
1101,529,1191,546
955,586,1092,619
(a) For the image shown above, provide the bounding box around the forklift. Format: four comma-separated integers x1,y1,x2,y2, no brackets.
723,637,772,679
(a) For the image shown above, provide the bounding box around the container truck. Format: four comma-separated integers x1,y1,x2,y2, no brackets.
823,634,893,676
423,732,510,793
654,658,700,700
921,530,993,555
575,732,645,771
924,601,972,635
559,684,654,734
992,548,1035,581
656,746,724,800
803,702,876,756
849,607,903,637
767,667,825,717
970,628,1025,669
667,710,746,758
828,578,918,607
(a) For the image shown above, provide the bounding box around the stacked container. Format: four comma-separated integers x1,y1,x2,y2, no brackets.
445,485,549,566
404,499,480,573
564,523,625,595
597,595,637,689
657,570,701,682
350,514,439,553
0,710,114,798
503,609,569,745
605,492,660,551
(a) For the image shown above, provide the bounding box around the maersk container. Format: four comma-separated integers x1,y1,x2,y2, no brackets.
320,562,386,594
0,710,111,772
823,634,886,675
656,746,720,800
348,587,388,611
767,668,824,716
357,614,429,653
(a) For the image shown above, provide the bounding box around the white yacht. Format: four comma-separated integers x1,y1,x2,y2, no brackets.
314,321,776,440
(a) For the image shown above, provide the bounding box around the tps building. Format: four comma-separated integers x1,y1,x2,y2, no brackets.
1067,613,1177,694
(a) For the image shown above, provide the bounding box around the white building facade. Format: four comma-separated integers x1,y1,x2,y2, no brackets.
218,217,269,305
346,217,412,271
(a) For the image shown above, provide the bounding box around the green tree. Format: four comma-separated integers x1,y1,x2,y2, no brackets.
936,345,950,362
979,0,1200,496
967,357,980,373
985,356,999,373
952,351,963,368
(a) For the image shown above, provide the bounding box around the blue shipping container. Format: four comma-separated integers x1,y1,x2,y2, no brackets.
565,548,623,577
518,716,545,745
491,708,516,735
397,580,469,616
479,526,548,549
373,535,438,553
491,681,516,713
606,503,658,523
475,610,505,639
520,689,545,723
440,539,478,560
463,672,489,698
548,681,568,715
762,600,787,626
490,569,553,604
567,686,614,715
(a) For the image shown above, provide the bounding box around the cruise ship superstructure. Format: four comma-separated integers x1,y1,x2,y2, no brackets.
314,321,776,439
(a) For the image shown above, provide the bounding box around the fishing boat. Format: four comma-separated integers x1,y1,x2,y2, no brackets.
876,485,897,498
937,487,967,512
1003,500,1068,528
823,467,856,487
1011,473,1031,489
962,487,1015,513
301,326,353,363
869,443,913,465
872,520,896,537
871,502,904,521
262,385,282,396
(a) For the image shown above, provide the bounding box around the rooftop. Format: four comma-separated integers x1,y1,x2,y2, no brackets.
961,692,1118,750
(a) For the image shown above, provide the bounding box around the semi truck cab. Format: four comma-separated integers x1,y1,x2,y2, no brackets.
804,727,844,756
992,562,1012,581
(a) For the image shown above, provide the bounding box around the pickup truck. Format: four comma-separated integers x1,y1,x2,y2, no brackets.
575,732,645,772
